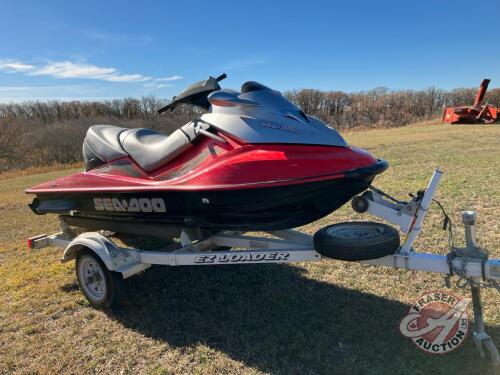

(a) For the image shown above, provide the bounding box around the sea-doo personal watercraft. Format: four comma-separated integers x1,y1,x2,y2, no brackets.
26,74,387,236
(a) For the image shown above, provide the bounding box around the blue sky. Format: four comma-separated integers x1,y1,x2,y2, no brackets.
0,0,499,102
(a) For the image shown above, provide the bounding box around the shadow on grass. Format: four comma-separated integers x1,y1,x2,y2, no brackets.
84,265,500,374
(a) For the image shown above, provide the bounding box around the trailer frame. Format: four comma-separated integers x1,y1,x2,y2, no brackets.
28,169,500,365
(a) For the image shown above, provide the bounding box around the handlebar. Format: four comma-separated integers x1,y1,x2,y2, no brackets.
216,73,227,82
157,73,227,114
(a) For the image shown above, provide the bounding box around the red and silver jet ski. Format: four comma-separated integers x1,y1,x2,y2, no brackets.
26,74,387,237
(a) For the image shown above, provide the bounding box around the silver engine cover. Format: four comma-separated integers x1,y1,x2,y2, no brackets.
201,88,347,147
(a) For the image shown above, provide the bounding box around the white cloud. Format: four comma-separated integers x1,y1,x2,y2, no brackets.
157,75,183,82
0,61,35,72
31,61,114,78
0,59,180,84
143,82,174,89
101,73,152,83
29,61,151,82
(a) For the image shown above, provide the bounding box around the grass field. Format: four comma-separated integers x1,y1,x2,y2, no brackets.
1,122,499,374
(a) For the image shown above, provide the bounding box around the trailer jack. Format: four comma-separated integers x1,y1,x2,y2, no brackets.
449,212,500,365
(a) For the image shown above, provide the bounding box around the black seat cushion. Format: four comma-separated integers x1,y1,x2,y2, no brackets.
83,125,128,170
119,123,198,172
83,123,199,172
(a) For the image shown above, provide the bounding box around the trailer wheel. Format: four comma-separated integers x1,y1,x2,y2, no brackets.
75,250,125,309
314,222,400,261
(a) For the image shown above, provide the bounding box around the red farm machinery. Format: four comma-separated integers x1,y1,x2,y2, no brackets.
443,79,499,124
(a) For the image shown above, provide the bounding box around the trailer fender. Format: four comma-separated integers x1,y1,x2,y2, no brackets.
61,232,128,271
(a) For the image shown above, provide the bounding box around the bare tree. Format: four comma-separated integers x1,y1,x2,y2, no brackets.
0,83,496,172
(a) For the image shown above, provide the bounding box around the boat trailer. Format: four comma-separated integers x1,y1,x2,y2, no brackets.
28,170,500,365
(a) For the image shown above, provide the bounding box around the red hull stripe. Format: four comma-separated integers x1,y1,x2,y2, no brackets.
26,171,347,193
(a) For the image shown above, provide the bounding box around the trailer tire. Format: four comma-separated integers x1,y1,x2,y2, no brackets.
75,250,125,309
314,222,400,261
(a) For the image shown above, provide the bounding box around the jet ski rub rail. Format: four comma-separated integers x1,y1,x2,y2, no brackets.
27,169,500,364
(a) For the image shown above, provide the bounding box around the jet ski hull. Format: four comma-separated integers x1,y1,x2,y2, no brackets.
28,160,386,233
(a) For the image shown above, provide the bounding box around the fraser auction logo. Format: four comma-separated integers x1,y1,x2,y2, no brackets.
399,291,470,354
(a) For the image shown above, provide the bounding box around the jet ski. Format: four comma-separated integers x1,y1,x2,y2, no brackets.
26,74,387,237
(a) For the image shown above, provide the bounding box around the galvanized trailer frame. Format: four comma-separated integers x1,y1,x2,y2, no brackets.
28,170,500,364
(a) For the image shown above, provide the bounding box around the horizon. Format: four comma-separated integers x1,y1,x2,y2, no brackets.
0,83,492,104
1,0,499,102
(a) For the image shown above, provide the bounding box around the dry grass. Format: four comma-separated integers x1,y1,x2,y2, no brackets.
0,163,83,181
1,121,499,374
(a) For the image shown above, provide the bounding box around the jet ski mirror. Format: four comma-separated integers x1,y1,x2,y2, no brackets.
158,73,227,114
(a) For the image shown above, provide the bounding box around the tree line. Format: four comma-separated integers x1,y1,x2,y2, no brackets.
285,86,500,128
0,85,498,172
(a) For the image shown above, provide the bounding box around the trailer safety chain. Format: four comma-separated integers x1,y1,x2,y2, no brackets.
444,255,500,293
445,256,473,289
448,259,470,289
444,270,500,292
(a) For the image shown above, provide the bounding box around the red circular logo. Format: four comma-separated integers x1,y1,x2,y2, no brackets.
399,291,470,354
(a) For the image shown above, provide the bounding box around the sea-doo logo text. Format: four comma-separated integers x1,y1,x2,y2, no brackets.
195,252,289,264
260,121,300,134
399,291,470,354
94,197,166,213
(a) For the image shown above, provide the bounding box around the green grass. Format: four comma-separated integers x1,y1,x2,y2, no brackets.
1,122,499,374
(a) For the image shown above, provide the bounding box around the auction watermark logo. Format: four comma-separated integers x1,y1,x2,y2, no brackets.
399,291,470,354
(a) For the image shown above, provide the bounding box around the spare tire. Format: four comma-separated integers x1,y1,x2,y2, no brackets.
314,222,400,261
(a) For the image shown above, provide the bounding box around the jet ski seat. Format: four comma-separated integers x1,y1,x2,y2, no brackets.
83,125,128,171
119,123,198,172
83,123,198,172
